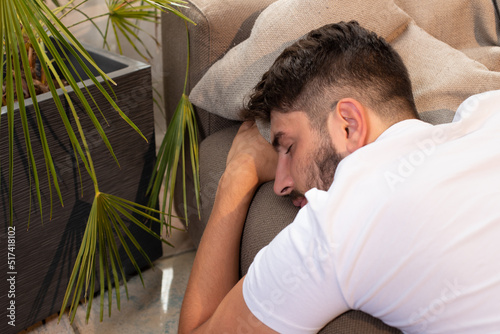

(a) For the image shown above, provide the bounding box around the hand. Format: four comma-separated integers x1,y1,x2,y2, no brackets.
225,121,278,186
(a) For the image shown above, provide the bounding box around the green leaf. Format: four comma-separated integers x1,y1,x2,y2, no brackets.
3,0,197,325
58,192,172,323
148,22,200,227
61,1,196,61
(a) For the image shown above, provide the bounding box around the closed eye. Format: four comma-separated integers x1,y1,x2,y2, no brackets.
286,144,293,154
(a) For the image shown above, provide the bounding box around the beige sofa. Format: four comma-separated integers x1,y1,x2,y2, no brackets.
161,0,500,332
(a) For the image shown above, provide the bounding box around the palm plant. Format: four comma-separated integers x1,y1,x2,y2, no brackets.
1,0,200,324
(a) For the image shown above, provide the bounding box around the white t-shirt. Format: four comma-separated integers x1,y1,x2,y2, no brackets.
243,90,500,333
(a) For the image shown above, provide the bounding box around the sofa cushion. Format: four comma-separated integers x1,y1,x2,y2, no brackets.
189,0,500,141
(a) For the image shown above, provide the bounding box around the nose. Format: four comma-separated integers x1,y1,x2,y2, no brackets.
273,155,294,196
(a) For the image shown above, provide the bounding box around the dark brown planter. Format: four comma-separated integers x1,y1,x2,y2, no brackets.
0,45,161,333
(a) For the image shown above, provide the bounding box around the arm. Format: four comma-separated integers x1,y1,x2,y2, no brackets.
178,121,279,333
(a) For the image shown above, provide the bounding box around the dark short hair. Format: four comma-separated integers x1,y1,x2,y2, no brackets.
242,21,419,125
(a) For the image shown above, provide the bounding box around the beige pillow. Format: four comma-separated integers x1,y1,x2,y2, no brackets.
189,0,500,139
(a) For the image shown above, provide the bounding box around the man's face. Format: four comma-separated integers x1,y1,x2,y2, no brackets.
270,111,345,208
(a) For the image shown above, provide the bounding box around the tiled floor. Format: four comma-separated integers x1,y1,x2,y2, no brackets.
21,218,196,334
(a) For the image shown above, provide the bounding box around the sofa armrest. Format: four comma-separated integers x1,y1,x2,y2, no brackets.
160,0,276,246
161,0,276,140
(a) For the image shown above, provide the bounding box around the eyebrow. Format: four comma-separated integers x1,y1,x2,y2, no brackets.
272,131,284,152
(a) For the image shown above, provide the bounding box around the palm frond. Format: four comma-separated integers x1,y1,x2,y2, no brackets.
2,0,63,225
104,0,196,61
56,1,196,61
58,192,176,323
106,3,157,61
147,23,200,232
1,0,152,225
2,0,198,324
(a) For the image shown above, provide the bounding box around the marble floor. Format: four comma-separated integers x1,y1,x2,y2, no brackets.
20,218,196,334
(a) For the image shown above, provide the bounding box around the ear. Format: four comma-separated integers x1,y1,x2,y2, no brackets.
335,98,369,153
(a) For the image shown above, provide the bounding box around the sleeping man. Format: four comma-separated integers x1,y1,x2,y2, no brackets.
178,21,500,333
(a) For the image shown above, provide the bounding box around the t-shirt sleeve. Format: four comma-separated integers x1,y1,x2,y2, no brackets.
242,191,349,333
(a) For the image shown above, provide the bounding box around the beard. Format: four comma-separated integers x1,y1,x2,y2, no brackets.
289,140,342,207
306,136,344,192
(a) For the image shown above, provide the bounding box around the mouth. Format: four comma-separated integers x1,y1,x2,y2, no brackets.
292,195,308,208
